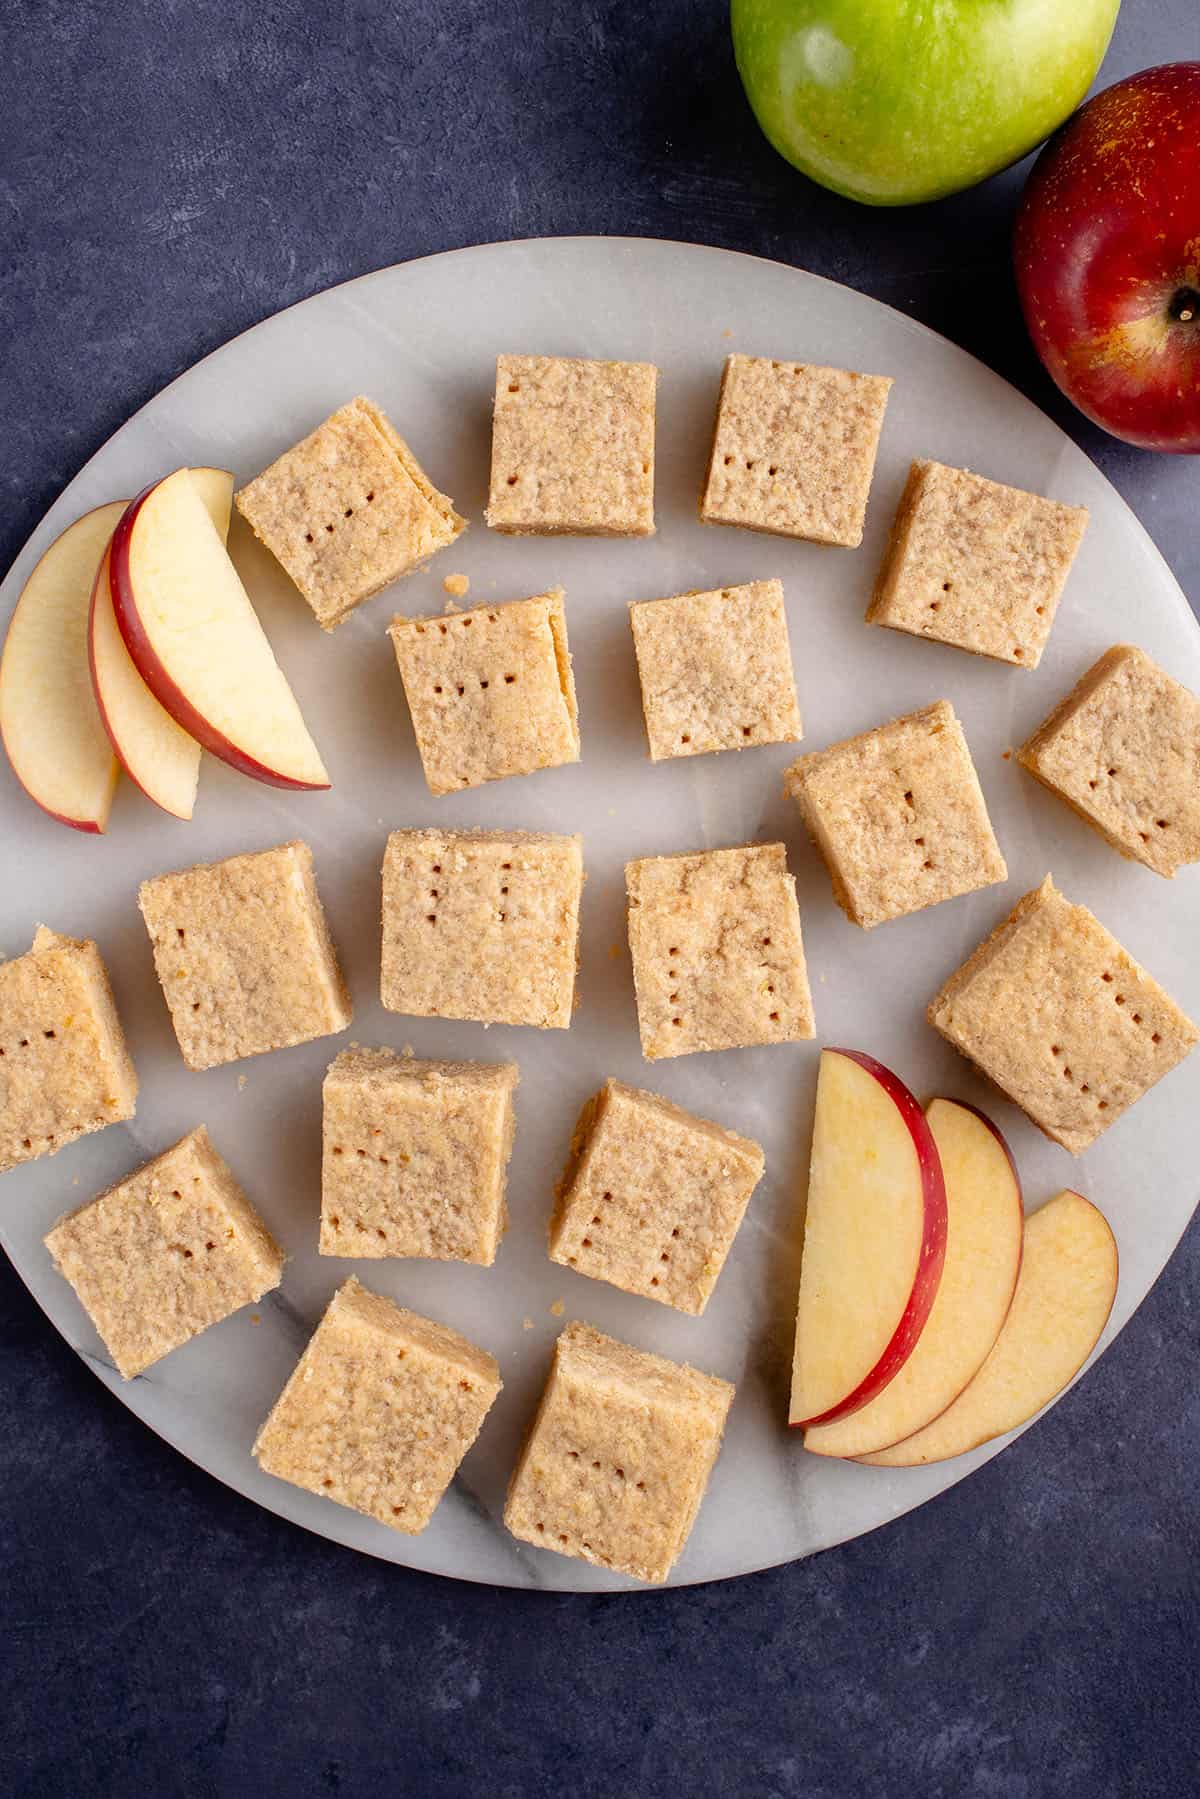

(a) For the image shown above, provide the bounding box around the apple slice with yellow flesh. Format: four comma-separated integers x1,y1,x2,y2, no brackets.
89,468,234,820
187,466,234,542
805,1098,1024,1457
0,501,126,832
789,1048,948,1429
110,467,329,790
859,1189,1118,1467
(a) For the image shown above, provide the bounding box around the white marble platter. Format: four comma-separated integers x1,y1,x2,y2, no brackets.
2,238,1199,1591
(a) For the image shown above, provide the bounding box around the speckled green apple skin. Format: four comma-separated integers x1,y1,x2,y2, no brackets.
731,0,1120,207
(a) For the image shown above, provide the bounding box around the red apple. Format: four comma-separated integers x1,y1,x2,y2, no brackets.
0,502,125,832
861,1189,1118,1466
789,1048,948,1430
804,1096,1023,1459
1014,62,1200,452
89,469,233,820
110,468,329,790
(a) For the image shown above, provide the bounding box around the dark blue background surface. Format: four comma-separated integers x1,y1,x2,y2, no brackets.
4,4,1198,1795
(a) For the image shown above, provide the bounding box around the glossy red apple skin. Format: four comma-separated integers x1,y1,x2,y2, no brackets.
109,485,327,792
791,1047,949,1430
1015,63,1200,452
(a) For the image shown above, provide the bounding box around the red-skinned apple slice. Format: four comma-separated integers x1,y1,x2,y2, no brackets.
89,468,234,820
805,1097,1023,1457
109,468,329,790
187,466,234,542
860,1189,1117,1467
0,501,126,832
789,1048,948,1430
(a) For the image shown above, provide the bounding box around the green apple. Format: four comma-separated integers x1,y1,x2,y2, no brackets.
732,0,1120,206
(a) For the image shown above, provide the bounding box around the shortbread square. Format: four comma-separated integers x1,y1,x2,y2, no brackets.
0,926,138,1174
381,828,583,1029
486,355,657,536
549,1080,764,1314
320,1048,518,1264
1018,645,1200,877
139,840,352,1071
629,578,801,761
235,396,466,629
700,355,892,548
626,842,814,1060
45,1126,283,1378
388,588,580,795
254,1277,501,1536
930,875,1198,1154
504,1320,734,1583
867,459,1088,668
784,699,1007,930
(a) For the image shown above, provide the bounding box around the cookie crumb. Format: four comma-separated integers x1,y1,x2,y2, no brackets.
522,1316,534,1331
442,572,470,599
549,1299,565,1318
1002,749,1012,761
237,1074,247,1090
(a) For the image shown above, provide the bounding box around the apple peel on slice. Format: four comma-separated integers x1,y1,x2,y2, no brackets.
110,467,329,790
859,1188,1118,1468
789,1048,948,1430
805,1097,1023,1458
0,501,127,833
90,468,235,821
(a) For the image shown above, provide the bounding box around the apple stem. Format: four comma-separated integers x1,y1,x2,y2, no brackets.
1169,287,1199,325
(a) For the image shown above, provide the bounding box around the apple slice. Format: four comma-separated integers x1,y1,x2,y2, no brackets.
89,468,234,820
0,501,126,832
187,465,234,542
805,1098,1023,1457
110,468,329,790
860,1189,1118,1467
789,1048,948,1429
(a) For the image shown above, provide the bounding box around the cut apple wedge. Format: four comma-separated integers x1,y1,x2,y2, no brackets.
0,501,126,832
805,1098,1024,1458
789,1048,948,1429
860,1189,1118,1468
187,465,234,542
90,469,234,820
110,467,329,790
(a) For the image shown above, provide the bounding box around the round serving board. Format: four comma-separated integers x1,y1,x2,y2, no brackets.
2,238,1198,1591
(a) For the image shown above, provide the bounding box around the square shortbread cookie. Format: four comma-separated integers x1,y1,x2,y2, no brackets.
625,842,815,1059
235,396,466,629
700,354,892,548
254,1277,501,1536
929,875,1198,1154
139,840,352,1071
504,1320,734,1583
388,587,580,794
44,1126,283,1379
486,355,657,536
381,828,583,1028
320,1048,518,1265
783,699,1007,929
0,926,137,1174
867,459,1088,668
1018,644,1200,877
549,1079,764,1314
628,578,801,761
